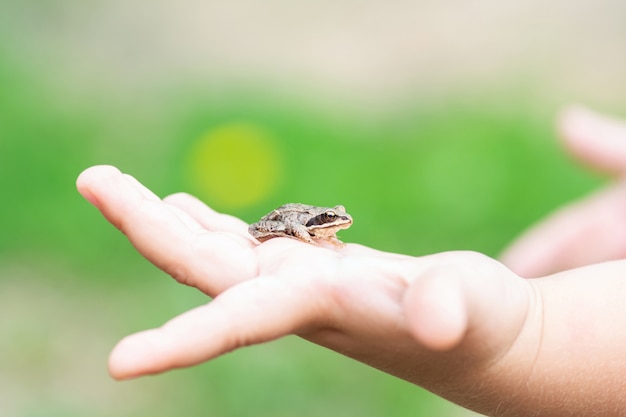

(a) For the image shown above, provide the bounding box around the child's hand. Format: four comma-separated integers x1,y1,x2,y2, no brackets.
77,166,532,414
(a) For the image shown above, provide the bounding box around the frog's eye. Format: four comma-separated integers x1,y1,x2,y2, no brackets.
324,210,337,221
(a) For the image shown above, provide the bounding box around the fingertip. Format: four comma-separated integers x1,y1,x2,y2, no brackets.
404,272,468,351
76,165,122,206
557,105,626,174
108,331,166,380
558,104,597,142
108,336,143,380
77,165,122,188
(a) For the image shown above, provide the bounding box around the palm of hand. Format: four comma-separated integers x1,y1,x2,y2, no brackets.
77,166,531,402
76,105,626,415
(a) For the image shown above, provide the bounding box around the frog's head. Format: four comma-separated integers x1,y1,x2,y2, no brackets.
306,205,353,236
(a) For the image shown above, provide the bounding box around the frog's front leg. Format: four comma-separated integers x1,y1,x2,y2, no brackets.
323,235,346,248
287,224,317,245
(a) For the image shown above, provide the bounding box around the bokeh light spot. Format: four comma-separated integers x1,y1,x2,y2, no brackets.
184,123,282,209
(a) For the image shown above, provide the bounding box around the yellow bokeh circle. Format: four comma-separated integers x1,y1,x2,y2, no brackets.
184,123,282,208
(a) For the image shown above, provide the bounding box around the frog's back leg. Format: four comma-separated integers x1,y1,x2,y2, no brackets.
249,220,286,241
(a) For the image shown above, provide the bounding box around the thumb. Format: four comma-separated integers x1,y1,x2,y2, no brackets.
559,106,626,175
403,266,467,351
403,252,530,354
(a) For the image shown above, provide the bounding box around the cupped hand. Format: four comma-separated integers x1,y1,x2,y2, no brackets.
502,106,626,277
76,165,533,408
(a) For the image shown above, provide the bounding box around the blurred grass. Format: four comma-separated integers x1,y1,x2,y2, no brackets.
0,43,608,417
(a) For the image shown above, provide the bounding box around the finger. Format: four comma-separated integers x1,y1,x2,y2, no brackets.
163,193,251,238
560,106,626,174
76,166,158,219
108,276,320,379
501,183,626,277
76,165,258,295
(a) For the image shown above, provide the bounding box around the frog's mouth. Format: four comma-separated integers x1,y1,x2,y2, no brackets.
308,220,353,237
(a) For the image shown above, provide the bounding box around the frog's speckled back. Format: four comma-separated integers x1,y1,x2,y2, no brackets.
248,203,352,247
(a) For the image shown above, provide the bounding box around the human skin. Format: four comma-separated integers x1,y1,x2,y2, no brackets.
501,106,626,278
77,107,626,416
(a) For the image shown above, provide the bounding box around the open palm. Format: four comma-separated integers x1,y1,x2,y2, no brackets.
77,106,626,415
77,166,530,403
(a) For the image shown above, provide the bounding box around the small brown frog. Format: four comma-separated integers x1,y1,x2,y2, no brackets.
248,203,353,247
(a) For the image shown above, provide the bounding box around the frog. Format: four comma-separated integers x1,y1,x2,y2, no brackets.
248,203,353,247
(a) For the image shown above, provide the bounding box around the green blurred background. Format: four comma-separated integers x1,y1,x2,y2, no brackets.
1,1,624,416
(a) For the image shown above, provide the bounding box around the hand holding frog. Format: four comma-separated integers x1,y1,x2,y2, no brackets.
77,165,535,413
76,107,626,416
